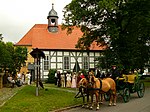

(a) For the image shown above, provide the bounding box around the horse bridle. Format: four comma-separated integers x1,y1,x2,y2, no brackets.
88,74,94,87
88,74,103,91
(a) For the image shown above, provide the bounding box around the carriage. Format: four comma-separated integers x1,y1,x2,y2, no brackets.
105,73,145,103
75,73,145,104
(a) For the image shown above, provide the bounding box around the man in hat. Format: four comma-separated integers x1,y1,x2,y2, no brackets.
111,65,121,80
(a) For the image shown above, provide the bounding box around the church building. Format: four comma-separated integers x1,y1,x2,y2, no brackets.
15,4,106,80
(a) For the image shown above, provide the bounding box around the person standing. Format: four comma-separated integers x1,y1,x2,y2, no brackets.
57,71,61,87
54,71,58,85
26,72,31,85
21,72,25,84
61,73,65,87
71,72,77,88
66,71,72,87
95,68,101,78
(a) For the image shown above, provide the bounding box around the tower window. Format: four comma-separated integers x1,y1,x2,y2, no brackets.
51,19,55,23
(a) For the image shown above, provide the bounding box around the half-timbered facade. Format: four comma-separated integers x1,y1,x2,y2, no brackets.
15,4,106,80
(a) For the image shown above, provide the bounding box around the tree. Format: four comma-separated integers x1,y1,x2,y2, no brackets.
13,46,27,74
0,35,27,75
0,41,6,71
62,0,150,71
2,42,13,73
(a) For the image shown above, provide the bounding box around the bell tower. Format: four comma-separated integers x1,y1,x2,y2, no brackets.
47,3,58,32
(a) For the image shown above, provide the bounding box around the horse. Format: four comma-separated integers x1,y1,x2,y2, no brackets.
75,75,101,110
75,78,89,107
88,72,117,110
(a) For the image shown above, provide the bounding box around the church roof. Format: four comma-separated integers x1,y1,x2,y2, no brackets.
15,24,106,51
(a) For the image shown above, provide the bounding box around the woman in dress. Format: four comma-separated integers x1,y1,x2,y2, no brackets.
71,72,77,88
66,71,72,87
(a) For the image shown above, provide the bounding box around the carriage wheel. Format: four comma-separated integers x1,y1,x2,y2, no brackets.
137,82,145,98
123,88,130,103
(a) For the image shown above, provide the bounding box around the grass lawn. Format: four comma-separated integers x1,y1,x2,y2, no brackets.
0,85,82,112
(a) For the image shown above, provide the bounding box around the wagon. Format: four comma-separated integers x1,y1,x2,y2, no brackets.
112,73,145,102
75,73,145,104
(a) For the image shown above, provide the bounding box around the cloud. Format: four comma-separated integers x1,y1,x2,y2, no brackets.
0,0,71,43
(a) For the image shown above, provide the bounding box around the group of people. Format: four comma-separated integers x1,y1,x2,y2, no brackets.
54,65,128,89
17,72,31,85
54,71,85,88
7,72,31,88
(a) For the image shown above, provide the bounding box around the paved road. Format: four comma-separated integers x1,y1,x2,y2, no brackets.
63,87,150,112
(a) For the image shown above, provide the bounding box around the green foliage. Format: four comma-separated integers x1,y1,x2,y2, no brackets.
63,0,150,70
0,35,27,74
46,69,56,83
13,46,28,73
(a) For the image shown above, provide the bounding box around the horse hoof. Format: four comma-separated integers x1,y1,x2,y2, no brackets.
89,107,93,110
108,104,112,106
86,105,89,109
82,105,85,108
113,103,116,106
96,107,100,110
100,101,103,104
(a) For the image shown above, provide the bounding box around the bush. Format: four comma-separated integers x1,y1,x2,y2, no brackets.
46,69,56,84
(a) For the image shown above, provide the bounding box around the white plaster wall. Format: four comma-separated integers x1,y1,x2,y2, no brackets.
43,51,49,55
57,51,62,56
89,52,94,56
57,63,62,69
64,52,69,56
51,63,56,69
90,64,94,68
95,52,100,56
71,57,75,62
51,57,56,62
78,57,82,62
57,57,62,62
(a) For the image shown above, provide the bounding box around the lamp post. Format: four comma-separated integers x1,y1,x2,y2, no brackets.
30,48,45,96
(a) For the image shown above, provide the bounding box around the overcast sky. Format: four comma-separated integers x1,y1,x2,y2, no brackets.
0,0,71,43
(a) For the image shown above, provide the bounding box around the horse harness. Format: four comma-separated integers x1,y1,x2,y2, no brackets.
87,78,102,91
87,78,111,94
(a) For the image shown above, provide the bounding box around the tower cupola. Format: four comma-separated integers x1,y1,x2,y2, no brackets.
47,3,58,32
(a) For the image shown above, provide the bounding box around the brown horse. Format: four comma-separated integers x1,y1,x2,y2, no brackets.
76,78,89,107
88,72,117,110
77,75,101,110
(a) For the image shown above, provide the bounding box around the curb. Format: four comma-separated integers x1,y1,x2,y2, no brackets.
49,104,82,112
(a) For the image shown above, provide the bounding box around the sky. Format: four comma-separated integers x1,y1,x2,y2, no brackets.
0,0,72,43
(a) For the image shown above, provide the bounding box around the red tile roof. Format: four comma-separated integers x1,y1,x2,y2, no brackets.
15,24,106,50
